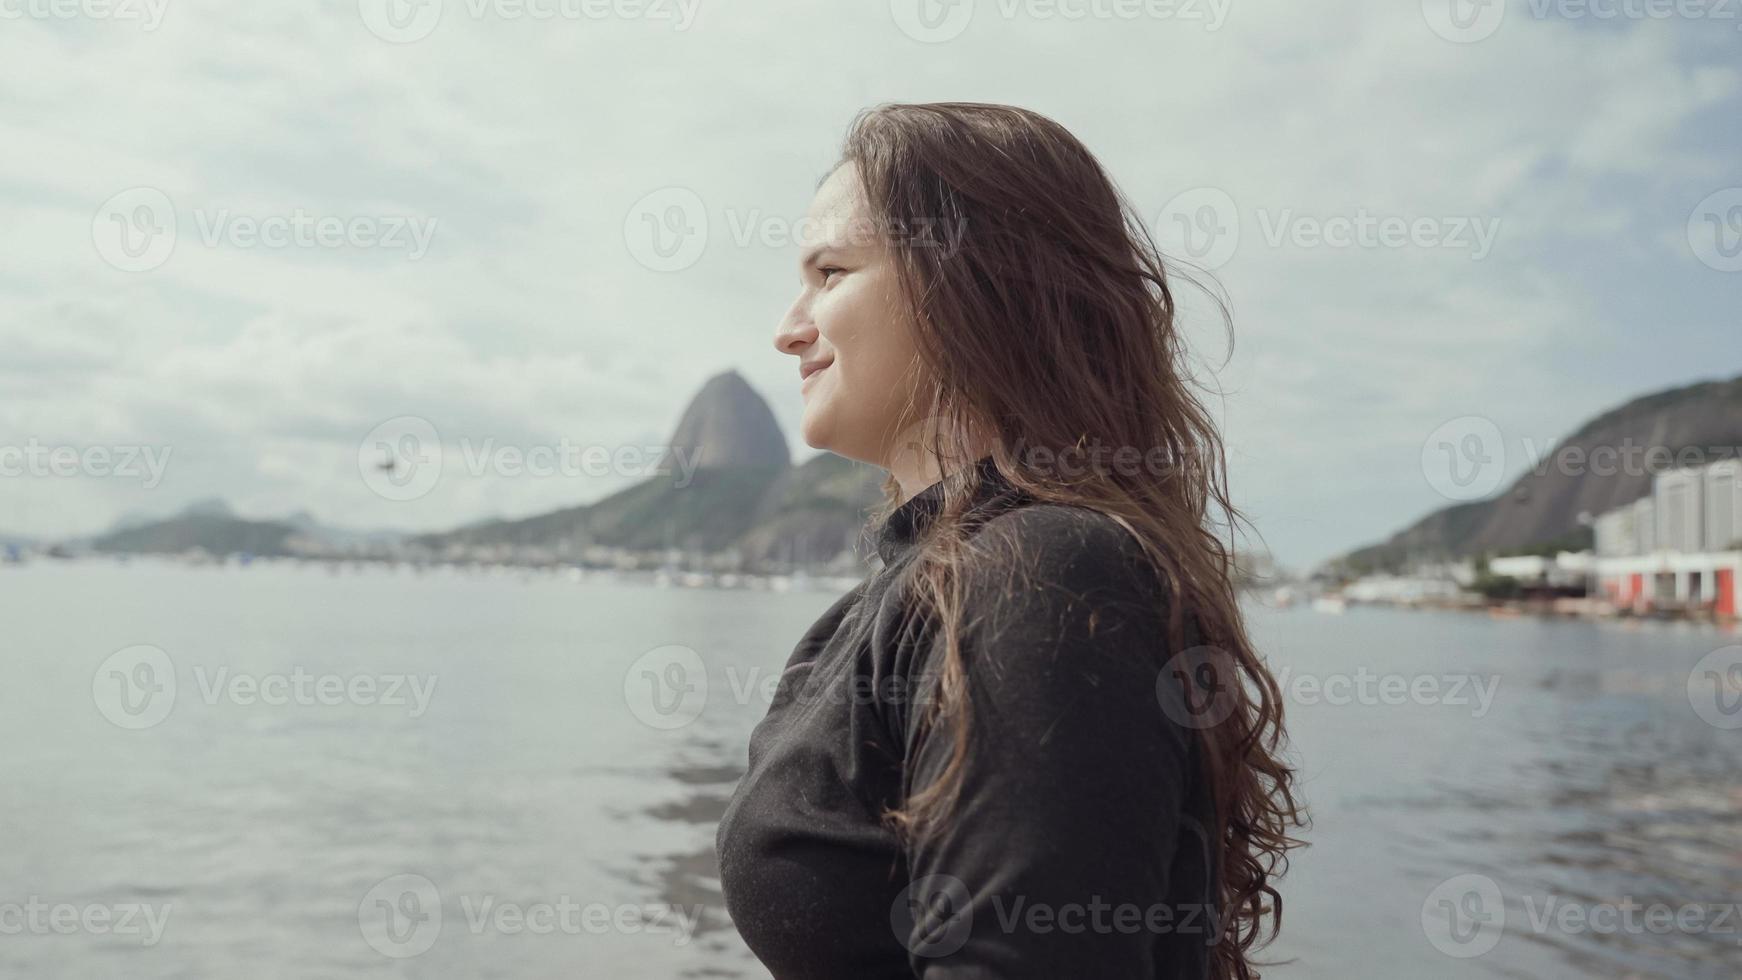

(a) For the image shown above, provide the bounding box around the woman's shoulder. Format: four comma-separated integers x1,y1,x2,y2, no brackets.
868,500,1183,677
902,501,1194,741
964,501,1170,606
974,499,1142,550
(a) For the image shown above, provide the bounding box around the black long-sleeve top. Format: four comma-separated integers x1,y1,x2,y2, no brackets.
716,457,1217,979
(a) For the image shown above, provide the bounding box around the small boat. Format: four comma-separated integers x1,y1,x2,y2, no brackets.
1312,596,1348,615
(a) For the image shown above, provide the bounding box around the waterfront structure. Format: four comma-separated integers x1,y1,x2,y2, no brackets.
1594,459,1742,616
1655,467,1705,554
1593,506,1636,558
1704,459,1742,553
1489,552,1594,589
1634,496,1656,553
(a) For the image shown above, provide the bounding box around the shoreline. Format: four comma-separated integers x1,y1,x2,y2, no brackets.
1301,593,1740,630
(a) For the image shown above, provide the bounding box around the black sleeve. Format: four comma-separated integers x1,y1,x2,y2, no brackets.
895,506,1202,979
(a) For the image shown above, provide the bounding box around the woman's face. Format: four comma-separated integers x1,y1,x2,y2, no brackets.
773,164,923,468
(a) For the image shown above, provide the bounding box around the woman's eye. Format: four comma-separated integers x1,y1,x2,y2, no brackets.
818,266,844,283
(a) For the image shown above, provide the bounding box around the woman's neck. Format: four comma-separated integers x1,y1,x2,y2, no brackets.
883,427,998,504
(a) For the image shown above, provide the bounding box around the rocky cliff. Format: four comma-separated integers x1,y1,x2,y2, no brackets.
1337,374,1742,573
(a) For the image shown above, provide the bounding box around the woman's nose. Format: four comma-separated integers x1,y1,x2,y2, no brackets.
773,305,818,355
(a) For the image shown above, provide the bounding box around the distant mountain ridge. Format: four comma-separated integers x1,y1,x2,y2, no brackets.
80,368,882,568
418,370,885,567
88,499,410,558
95,512,299,557
67,369,1742,574
1337,374,1742,574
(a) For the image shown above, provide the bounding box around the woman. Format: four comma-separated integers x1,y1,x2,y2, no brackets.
716,102,1303,979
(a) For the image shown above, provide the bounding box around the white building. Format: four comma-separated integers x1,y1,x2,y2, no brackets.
1591,459,1741,617
1489,552,1593,589
1654,467,1705,554
1704,459,1742,553
1633,496,1656,554
1594,506,1636,557
1343,574,1467,604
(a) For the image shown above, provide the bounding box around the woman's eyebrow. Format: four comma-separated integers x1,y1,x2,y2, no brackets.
798,244,838,271
799,233,872,269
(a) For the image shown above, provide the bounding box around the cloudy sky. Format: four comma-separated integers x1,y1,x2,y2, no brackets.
2,0,1737,568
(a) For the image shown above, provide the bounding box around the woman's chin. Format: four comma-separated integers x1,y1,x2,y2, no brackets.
798,407,833,453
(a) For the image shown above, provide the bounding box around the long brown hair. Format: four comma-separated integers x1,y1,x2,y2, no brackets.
840,102,1306,979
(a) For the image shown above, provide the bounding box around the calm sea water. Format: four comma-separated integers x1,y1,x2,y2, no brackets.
2,560,1739,978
